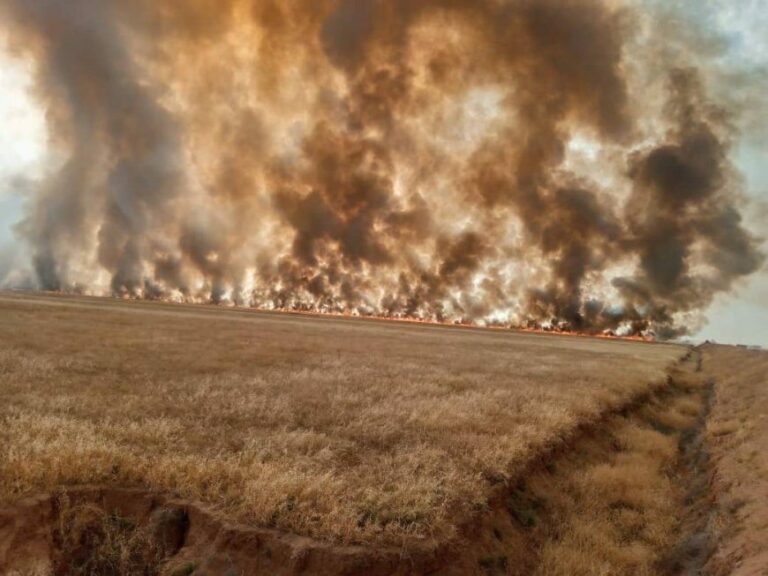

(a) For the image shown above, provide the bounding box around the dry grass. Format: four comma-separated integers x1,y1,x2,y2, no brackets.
0,292,684,547
532,365,710,576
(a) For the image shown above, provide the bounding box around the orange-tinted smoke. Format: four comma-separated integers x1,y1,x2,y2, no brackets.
0,0,763,338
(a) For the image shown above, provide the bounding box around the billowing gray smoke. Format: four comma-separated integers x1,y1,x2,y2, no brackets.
3,0,184,295
0,0,763,338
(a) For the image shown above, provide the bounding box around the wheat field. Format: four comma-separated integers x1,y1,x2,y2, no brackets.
0,292,684,548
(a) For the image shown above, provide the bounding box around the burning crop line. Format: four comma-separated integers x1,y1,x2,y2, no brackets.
0,0,763,340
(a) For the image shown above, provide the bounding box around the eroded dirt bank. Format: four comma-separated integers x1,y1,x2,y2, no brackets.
455,347,714,576
698,344,768,576
1,345,764,575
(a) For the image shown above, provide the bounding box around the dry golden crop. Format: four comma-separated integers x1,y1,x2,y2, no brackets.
0,292,684,548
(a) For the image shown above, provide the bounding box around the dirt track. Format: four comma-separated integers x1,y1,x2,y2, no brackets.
699,345,768,576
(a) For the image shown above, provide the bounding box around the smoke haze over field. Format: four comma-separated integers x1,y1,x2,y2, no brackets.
0,0,764,338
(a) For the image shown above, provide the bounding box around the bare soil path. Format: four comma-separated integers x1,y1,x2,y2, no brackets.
699,344,768,576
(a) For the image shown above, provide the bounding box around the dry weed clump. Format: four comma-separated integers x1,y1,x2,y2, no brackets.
50,493,188,576
0,292,684,546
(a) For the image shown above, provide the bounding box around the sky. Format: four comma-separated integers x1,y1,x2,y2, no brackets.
0,40,44,285
0,43,44,243
0,1,766,346
671,0,768,346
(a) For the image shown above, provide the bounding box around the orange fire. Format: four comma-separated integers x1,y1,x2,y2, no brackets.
260,307,655,343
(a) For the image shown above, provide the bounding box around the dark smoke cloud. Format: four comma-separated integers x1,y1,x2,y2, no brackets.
617,69,764,336
0,0,763,338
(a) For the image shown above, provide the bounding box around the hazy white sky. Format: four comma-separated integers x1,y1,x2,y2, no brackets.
0,3,766,345
673,0,768,346
0,40,44,246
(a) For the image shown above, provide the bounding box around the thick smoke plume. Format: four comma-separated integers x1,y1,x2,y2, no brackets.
1,0,763,337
